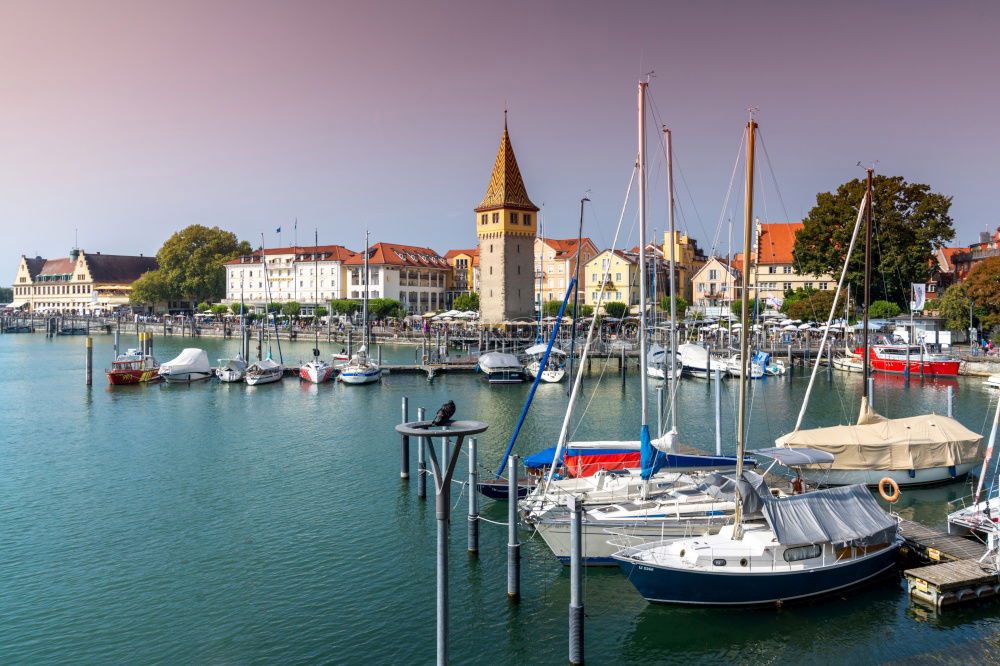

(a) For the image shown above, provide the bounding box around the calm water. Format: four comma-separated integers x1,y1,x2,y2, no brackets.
2,333,999,664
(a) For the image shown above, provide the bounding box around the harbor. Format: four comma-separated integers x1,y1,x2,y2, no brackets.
3,332,1000,663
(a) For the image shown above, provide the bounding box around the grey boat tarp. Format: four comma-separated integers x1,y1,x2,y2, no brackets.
478,352,522,370
736,471,897,548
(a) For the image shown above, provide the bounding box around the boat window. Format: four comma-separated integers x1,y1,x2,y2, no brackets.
782,544,822,562
712,558,727,567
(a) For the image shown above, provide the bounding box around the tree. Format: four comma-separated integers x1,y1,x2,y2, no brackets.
329,299,361,316
793,175,954,306
454,292,480,311
659,295,688,318
603,301,628,318
780,288,841,321
197,302,211,313
965,256,1000,329
129,225,251,305
542,300,593,318
869,300,901,319
230,302,244,315
210,304,229,315
935,282,986,331
266,302,281,314
281,301,301,318
368,298,405,320
314,306,328,319
730,298,760,318
0,287,12,302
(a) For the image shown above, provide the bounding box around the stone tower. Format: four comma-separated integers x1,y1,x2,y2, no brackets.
475,121,538,323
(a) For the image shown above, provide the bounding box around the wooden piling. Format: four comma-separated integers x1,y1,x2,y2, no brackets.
85,337,93,386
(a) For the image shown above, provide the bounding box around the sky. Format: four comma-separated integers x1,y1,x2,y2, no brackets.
2,0,999,280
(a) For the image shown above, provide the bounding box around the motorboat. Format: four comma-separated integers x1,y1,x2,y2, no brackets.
724,353,764,379
523,343,566,383
646,343,681,380
833,353,864,373
106,349,161,385
339,345,381,384
245,357,284,385
860,341,960,377
159,348,212,383
216,356,247,383
300,357,334,383
478,351,525,384
677,343,725,378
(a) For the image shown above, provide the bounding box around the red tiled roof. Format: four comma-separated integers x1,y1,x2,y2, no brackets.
937,247,969,273
754,223,803,265
444,248,478,260
344,242,449,268
225,245,357,265
38,258,76,275
541,237,595,259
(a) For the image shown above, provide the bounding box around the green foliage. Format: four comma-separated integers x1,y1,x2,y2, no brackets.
542,300,594,318
329,299,361,315
266,302,281,314
129,225,251,304
281,301,302,318
965,257,1000,329
935,283,974,331
730,298,761,318
230,302,244,315
793,175,954,306
780,288,842,321
197,302,211,313
314,306,328,319
244,312,257,323
659,295,688,317
0,287,12,302
603,301,629,318
210,304,229,315
454,292,480,311
868,300,901,319
368,298,405,320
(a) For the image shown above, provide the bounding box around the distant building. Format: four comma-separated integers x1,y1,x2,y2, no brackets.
343,243,450,314
690,256,740,314
737,222,836,307
927,247,970,300
662,231,707,302
10,249,158,314
224,245,357,313
475,121,538,323
584,249,640,312
534,237,598,304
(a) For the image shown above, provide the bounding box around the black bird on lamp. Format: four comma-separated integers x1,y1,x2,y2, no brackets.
431,400,456,426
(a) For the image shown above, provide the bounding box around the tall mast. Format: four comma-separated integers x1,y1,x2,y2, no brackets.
363,230,370,349
862,169,874,401
637,80,650,430
567,196,587,396
734,114,757,536
313,229,320,358
664,127,678,441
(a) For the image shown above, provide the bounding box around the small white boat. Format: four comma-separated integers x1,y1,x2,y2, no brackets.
216,356,247,382
983,373,1000,388
300,357,333,383
833,353,864,373
677,343,725,378
339,345,381,384
523,344,566,383
246,357,284,385
159,348,213,383
724,354,764,379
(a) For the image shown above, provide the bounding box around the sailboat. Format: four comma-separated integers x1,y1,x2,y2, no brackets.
245,234,285,385
340,231,381,385
613,116,902,605
217,280,247,382
524,344,567,382
300,230,334,383
774,171,982,487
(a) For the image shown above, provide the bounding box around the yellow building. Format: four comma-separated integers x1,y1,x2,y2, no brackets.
662,230,707,302
534,237,598,303
584,249,640,311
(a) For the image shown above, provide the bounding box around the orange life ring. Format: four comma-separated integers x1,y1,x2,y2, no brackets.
878,477,900,502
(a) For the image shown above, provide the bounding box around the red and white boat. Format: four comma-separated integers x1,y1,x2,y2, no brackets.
106,349,161,385
857,342,960,377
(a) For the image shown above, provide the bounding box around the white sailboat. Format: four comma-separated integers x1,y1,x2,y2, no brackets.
245,233,284,385
340,231,380,385
300,230,334,384
217,281,247,382
524,343,566,382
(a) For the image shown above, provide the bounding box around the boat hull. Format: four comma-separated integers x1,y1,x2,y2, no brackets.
300,364,333,383
245,371,283,385
340,369,381,384
216,369,245,382
799,463,976,488
616,541,901,605
534,520,722,566
161,371,213,383
476,479,535,500
106,369,161,385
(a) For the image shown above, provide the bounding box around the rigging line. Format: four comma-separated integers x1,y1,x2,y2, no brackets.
645,97,706,240
710,128,747,257
755,127,791,223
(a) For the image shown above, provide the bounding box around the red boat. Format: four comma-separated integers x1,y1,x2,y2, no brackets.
856,344,960,377
106,351,162,385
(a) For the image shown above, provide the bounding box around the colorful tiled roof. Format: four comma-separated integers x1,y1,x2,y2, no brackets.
444,249,478,260
541,238,595,259
755,223,803,265
344,243,449,268
475,123,539,213
936,247,969,273
37,258,76,275
83,253,159,282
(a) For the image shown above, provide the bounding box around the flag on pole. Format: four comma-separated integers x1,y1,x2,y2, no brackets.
275,226,281,233
911,283,926,311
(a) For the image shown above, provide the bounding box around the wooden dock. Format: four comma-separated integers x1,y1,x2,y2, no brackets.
382,363,478,379
899,518,998,611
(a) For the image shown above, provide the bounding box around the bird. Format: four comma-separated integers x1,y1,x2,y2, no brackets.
431,400,456,426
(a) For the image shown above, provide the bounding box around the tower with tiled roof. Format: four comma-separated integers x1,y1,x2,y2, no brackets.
475,119,538,323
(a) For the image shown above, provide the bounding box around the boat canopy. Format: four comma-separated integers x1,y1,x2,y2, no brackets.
736,472,898,548
775,411,983,471
752,447,835,466
478,352,521,369
523,344,566,356
250,357,281,371
160,348,210,374
677,343,709,368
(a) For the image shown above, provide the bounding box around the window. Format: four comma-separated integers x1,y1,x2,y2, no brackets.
709,269,718,280
819,283,828,290
698,283,705,293
592,273,597,282
783,282,792,291
481,214,487,225
768,266,776,274
783,265,792,274
523,214,531,225
510,212,519,224
615,272,621,281
804,282,813,290
490,266,493,275
783,544,822,562
492,213,499,224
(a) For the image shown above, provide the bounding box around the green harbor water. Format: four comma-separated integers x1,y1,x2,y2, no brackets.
2,333,999,664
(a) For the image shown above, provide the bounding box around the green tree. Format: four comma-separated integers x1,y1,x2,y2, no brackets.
869,300,901,319
129,225,251,304
282,301,301,318
659,295,688,318
793,175,954,306
197,302,211,313
266,302,281,314
210,304,229,315
541,300,593,318
230,302,245,315
603,301,628,318
454,292,480,311
965,257,1000,329
781,288,841,321
730,298,761,318
329,299,361,316
314,306,329,319
0,287,12,302
368,298,405,320
935,282,986,331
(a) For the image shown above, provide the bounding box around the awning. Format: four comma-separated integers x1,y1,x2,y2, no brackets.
8,300,28,308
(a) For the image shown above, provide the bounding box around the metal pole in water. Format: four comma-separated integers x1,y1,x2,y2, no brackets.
468,437,479,554
435,451,450,666
147,332,153,356
507,454,520,601
656,385,664,438
568,496,584,666
114,327,120,359
378,344,382,366
714,368,722,455
400,397,410,480
947,385,954,418
85,337,93,386
417,407,427,500
868,376,874,405
620,345,626,387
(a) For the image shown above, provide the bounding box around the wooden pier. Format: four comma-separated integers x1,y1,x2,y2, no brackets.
899,518,998,611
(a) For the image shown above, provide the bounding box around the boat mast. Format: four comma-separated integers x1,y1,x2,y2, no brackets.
567,196,587,396
314,229,320,358
363,230,370,349
664,127,678,443
861,169,874,403
733,113,757,537
637,79,650,433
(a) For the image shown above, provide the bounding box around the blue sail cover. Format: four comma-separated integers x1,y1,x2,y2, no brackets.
752,350,770,367
640,425,657,479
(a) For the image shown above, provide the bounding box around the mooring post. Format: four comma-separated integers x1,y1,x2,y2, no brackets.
947,385,954,418
507,454,520,602
400,397,410,480
620,345,626,387
114,326,120,359
656,385,664,437
85,336,93,386
868,376,875,404
468,437,479,554
378,344,382,366
568,496,584,666
417,407,427,500
347,327,353,358
920,343,925,376
147,332,153,356
714,368,722,455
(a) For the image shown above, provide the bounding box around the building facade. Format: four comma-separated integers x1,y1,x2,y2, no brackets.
534,237,598,304
11,249,158,314
343,243,450,314
224,245,357,312
662,230,707,302
475,122,538,323
741,222,835,306
584,249,639,311
690,256,740,313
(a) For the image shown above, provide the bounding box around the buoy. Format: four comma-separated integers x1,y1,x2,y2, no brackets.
878,477,900,502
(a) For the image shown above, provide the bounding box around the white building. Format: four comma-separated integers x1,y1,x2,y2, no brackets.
224,245,357,312
343,242,450,314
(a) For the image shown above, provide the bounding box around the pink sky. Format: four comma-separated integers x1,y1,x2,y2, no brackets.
2,0,998,277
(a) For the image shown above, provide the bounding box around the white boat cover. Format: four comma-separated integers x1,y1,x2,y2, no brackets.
678,343,709,369
775,405,983,471
478,352,521,369
524,344,565,356
249,357,281,372
160,348,210,374
738,472,898,547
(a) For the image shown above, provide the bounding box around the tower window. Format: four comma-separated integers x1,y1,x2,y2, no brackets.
490,266,493,275
524,214,531,225
510,212,519,225
481,214,487,225
492,213,499,224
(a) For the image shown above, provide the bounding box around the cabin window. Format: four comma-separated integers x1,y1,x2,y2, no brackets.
783,544,822,562
712,559,727,567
